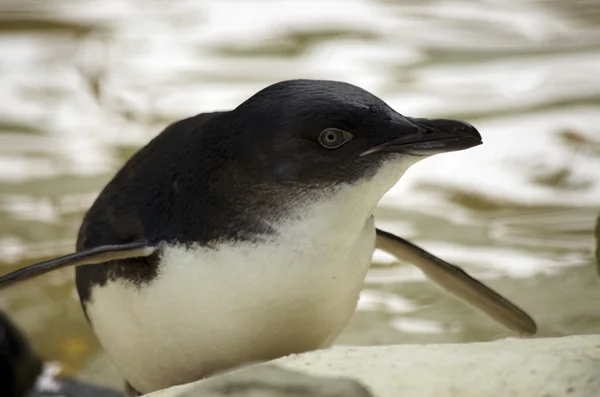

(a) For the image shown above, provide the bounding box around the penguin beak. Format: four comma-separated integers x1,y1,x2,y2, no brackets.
361,117,482,156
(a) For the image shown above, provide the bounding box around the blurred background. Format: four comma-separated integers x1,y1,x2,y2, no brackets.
0,0,599,389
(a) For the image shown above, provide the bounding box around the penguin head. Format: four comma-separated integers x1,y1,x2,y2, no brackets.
227,79,481,193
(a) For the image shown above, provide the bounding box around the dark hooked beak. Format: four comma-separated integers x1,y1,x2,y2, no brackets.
362,117,482,156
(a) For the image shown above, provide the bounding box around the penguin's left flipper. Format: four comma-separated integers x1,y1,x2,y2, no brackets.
0,242,156,289
375,228,537,336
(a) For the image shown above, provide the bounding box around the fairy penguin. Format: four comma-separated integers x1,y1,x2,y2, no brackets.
0,80,537,395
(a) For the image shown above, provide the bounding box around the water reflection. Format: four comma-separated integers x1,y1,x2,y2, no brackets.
0,0,599,388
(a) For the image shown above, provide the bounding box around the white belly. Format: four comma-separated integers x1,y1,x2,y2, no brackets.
85,216,376,393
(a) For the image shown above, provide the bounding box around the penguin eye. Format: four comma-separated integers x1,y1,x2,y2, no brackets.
318,128,353,149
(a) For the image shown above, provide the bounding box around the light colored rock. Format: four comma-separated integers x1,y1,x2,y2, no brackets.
147,335,600,397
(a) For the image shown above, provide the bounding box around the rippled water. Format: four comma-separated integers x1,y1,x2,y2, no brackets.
1,0,599,388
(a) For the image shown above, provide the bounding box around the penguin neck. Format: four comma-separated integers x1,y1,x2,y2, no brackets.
270,158,417,249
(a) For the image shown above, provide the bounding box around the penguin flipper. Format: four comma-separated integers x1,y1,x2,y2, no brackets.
0,242,156,289
375,228,537,336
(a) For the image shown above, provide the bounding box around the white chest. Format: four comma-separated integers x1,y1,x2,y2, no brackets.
86,215,376,394
85,160,414,394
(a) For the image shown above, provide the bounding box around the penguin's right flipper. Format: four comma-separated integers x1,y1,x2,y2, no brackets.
0,242,156,289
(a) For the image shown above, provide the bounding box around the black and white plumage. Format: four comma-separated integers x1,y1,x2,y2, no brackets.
0,80,536,395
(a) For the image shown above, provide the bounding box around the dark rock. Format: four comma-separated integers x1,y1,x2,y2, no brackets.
1,310,123,397
174,365,373,397
27,377,123,397
595,211,599,276
0,311,43,397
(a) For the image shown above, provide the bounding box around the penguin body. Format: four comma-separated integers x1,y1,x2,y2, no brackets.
0,80,536,395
